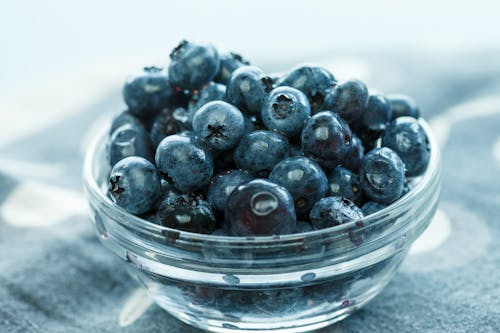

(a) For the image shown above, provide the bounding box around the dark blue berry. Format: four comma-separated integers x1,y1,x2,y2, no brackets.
402,180,411,196
243,115,257,133
261,86,311,137
108,156,161,215
215,52,250,84
155,193,215,234
387,94,420,120
207,169,252,212
278,65,335,113
301,111,352,169
123,66,176,117
168,40,219,90
382,117,430,176
212,228,229,236
108,124,154,166
225,66,274,115
360,201,393,240
226,179,296,236
150,108,181,148
110,110,147,134
234,130,289,177
188,82,226,113
171,107,194,130
309,196,363,230
360,147,406,204
342,133,364,172
324,79,368,123
160,178,181,198
327,166,363,205
155,134,213,192
295,221,314,233
361,201,386,216
269,156,328,217
360,94,392,132
294,221,324,253
192,101,245,151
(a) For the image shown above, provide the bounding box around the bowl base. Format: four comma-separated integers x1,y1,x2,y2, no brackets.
168,306,355,333
155,290,379,333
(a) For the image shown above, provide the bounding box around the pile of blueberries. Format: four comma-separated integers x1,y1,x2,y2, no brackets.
107,40,430,238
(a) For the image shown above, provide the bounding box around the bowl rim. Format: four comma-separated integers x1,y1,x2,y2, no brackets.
83,117,440,244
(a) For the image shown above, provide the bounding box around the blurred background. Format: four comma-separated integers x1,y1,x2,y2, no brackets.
0,1,499,333
2,0,500,85
1,0,500,147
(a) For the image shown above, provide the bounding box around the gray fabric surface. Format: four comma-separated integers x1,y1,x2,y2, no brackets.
1,51,499,332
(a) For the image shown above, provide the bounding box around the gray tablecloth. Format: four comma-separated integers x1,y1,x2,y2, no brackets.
1,51,499,332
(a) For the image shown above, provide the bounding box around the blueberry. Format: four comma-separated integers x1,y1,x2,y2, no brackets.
301,111,352,169
225,66,274,115
387,94,420,120
360,94,392,132
192,101,245,151
361,201,386,216
171,107,193,130
269,157,328,217
211,228,229,236
360,201,393,239
342,133,364,172
188,82,226,113
234,130,289,177
108,124,154,166
327,166,363,205
110,110,147,134
309,196,363,230
108,156,161,215
243,115,257,133
168,40,219,90
150,108,181,148
207,169,253,212
324,79,369,123
155,134,213,192
214,52,251,84
402,180,411,196
295,221,314,233
382,117,430,176
294,221,324,254
160,178,181,198
123,66,176,118
277,65,336,113
226,179,296,236
155,193,215,234
261,86,311,137
360,147,406,204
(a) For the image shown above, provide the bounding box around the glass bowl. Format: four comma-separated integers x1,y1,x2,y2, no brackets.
83,119,440,333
